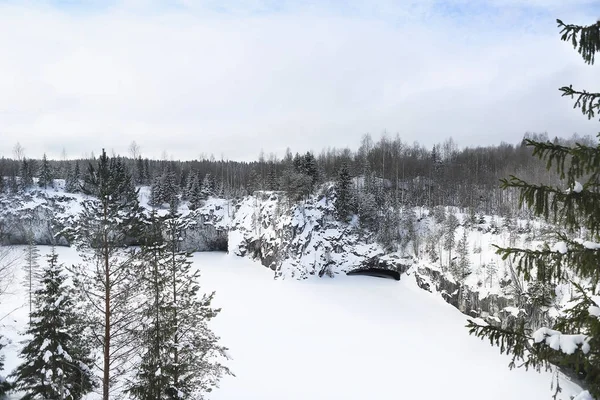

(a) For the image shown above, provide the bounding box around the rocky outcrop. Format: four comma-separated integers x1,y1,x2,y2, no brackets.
226,190,393,279
413,263,519,328
0,191,72,246
0,186,547,331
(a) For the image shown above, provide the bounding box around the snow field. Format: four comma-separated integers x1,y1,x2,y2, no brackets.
0,246,584,399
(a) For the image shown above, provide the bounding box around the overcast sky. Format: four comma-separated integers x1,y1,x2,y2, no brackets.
0,0,599,161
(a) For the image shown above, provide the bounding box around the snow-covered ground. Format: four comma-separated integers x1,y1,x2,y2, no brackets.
0,246,584,399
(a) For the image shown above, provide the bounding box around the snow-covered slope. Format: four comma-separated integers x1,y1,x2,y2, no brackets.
0,247,584,399
0,185,570,332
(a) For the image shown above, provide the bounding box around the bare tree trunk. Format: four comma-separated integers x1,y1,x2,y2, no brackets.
103,204,110,400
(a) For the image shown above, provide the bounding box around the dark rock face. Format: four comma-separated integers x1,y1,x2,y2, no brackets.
346,268,401,280
346,256,408,280
0,193,70,246
413,264,515,328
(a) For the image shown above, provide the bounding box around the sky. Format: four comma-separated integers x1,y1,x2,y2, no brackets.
0,0,599,161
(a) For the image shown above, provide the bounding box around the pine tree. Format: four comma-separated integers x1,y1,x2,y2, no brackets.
334,163,352,221
11,249,95,399
68,149,142,400
128,206,230,399
38,153,54,189
468,19,600,399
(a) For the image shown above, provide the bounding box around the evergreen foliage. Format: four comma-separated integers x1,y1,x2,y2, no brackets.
68,149,142,400
128,206,230,399
65,161,81,193
38,154,54,189
200,173,215,200
334,163,352,221
443,213,459,270
19,159,36,191
467,19,600,399
151,170,180,208
11,249,95,400
0,335,9,396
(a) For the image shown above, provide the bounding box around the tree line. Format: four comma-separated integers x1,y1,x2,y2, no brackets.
0,150,231,399
1,131,590,212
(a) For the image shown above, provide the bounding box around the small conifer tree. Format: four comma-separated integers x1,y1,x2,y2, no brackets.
11,249,95,399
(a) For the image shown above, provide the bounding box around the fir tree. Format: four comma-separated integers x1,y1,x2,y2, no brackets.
38,153,54,189
11,249,95,400
334,163,352,221
467,19,600,399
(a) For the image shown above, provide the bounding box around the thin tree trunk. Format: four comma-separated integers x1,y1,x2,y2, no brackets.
103,203,110,400
172,230,179,390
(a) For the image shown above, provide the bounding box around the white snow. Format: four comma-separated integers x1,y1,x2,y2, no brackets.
195,252,583,400
0,245,588,400
574,391,594,400
573,181,584,193
532,327,590,355
552,241,568,254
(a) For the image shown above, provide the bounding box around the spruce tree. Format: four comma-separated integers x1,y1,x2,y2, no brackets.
19,158,35,191
11,249,95,400
467,19,600,399
188,174,203,211
200,173,215,200
65,161,81,193
335,163,352,221
38,153,54,189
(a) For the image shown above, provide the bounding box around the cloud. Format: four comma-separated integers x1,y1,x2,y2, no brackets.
0,1,598,160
